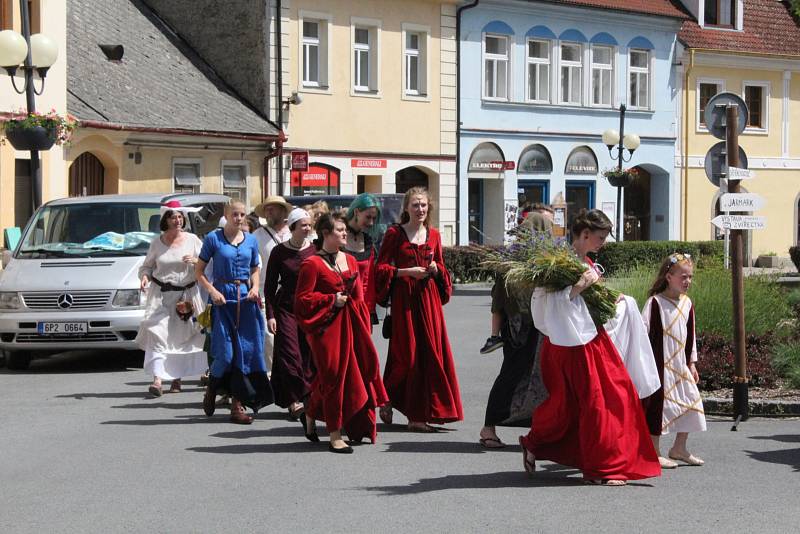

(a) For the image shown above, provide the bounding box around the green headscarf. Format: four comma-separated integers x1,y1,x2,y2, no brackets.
346,193,381,222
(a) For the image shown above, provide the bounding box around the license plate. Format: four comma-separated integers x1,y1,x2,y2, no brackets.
37,322,88,334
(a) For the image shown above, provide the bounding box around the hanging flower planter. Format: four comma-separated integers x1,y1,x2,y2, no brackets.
602,167,639,188
2,109,76,151
4,125,56,151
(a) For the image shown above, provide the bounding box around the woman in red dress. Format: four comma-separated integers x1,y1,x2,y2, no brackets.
375,187,463,432
294,213,388,453
344,193,380,327
519,209,660,485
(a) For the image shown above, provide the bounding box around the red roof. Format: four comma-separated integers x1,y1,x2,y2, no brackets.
538,0,690,19
679,0,800,55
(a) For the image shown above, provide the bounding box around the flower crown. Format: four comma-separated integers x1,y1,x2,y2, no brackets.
669,253,692,264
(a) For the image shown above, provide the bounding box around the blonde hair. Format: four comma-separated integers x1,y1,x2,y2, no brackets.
400,186,434,226
648,253,694,296
224,200,247,215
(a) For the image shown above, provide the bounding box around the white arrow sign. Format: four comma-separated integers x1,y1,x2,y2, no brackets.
727,166,755,180
720,193,766,212
711,214,767,230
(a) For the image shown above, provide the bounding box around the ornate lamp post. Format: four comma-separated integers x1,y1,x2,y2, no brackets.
602,104,640,241
0,0,59,211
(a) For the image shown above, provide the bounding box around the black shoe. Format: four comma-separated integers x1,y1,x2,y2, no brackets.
480,336,504,354
328,442,354,454
300,416,320,442
202,387,216,417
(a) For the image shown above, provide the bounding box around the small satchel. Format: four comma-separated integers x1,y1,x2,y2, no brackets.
381,307,392,339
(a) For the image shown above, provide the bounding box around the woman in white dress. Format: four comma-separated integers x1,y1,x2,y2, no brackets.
642,253,706,468
137,201,207,397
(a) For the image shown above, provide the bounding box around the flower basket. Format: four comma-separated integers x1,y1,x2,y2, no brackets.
4,125,56,151
2,110,76,150
603,168,638,188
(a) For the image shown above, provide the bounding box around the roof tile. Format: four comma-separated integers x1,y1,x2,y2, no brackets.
538,0,689,19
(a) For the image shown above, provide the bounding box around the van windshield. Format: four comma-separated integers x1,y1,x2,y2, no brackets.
17,202,162,259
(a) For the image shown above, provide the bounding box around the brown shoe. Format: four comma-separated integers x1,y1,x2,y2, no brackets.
202,386,216,417
230,399,253,425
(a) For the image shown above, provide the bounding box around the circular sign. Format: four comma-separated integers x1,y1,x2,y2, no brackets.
703,92,748,140
704,141,748,187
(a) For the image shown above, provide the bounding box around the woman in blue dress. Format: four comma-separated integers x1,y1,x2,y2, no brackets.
196,201,273,424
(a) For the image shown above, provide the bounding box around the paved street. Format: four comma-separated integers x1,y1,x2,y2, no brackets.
1,294,797,533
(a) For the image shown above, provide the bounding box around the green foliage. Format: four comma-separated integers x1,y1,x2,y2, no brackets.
443,245,496,283
771,341,800,389
605,267,793,339
2,109,76,145
791,0,800,19
790,246,800,272
594,240,723,276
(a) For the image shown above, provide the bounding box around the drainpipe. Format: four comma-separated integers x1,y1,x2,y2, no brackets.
682,49,694,241
456,0,480,245
276,0,285,196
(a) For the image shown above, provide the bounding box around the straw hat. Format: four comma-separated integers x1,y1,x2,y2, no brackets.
255,195,293,218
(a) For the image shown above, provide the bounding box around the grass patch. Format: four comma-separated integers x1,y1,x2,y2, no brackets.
771,342,800,389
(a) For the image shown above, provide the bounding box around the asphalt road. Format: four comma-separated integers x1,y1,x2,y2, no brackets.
1,294,798,533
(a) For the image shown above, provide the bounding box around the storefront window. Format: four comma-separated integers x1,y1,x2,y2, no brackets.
290,162,340,196
468,142,505,173
564,146,598,175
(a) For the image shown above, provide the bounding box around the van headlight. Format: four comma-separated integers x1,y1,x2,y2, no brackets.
0,292,22,310
113,289,144,308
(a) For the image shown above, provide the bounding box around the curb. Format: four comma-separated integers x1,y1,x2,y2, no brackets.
452,283,493,296
702,396,800,417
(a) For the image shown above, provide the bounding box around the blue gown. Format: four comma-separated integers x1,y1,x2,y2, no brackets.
199,229,273,411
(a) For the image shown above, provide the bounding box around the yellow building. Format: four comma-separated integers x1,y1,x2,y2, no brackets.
0,0,67,232
677,0,800,262
279,0,459,244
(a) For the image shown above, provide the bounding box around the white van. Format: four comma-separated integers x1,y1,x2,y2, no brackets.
0,193,229,369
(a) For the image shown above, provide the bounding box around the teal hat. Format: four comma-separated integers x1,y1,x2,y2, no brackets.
346,193,381,221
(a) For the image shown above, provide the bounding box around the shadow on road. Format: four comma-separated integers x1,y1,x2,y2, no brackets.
383,440,522,455
101,414,226,425
210,425,307,440
187,442,323,454
362,470,584,494
749,434,800,443
56,392,152,400
0,350,143,375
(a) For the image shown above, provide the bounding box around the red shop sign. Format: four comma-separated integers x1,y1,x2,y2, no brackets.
351,158,387,169
291,151,309,171
291,164,340,188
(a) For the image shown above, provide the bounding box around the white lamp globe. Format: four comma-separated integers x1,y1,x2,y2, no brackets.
0,30,28,67
30,34,58,68
602,129,620,147
623,133,641,151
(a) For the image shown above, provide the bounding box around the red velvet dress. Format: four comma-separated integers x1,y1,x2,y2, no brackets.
294,253,389,443
520,258,660,481
376,225,463,424
345,224,377,327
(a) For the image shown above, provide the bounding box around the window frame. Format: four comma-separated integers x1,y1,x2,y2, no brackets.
220,160,250,203
172,158,203,195
526,38,551,104
482,32,510,101
742,80,770,134
350,17,382,97
401,23,431,101
559,41,583,106
627,48,651,111
702,0,740,30
298,11,332,94
590,44,614,108
696,78,726,132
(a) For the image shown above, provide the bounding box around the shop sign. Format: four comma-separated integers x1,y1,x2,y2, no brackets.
290,164,340,188
470,160,514,171
290,151,309,172
351,158,387,169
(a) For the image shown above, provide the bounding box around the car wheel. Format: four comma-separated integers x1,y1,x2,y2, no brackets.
6,351,32,370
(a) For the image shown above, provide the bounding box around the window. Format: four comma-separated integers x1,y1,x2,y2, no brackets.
222,162,248,201
591,45,613,107
402,25,429,97
527,39,550,103
299,12,331,90
628,49,650,110
173,161,202,194
484,34,509,100
744,83,768,131
351,19,380,94
560,42,582,105
698,80,723,127
704,0,737,28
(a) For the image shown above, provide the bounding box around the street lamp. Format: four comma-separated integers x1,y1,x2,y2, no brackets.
0,1,59,211
602,103,640,241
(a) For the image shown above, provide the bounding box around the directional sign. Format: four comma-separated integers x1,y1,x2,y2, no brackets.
704,141,748,187
727,166,755,180
711,214,767,230
720,193,765,212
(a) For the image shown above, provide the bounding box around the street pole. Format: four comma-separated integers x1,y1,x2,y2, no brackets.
19,0,41,212
616,104,626,242
727,103,748,420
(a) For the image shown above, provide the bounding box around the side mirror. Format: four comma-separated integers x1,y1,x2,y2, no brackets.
2,249,12,268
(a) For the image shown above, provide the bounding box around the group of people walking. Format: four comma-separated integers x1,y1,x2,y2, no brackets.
135,189,462,454
134,193,705,478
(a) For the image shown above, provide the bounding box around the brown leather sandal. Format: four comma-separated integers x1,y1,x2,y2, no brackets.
230,399,253,425
168,379,182,393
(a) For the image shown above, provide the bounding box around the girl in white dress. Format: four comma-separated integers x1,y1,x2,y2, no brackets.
641,253,706,468
137,202,207,397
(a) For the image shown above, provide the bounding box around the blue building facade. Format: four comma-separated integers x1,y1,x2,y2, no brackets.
458,0,685,244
